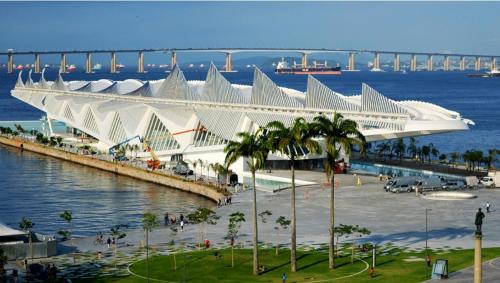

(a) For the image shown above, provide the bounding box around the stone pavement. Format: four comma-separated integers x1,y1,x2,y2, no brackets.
66,169,500,253
424,257,500,283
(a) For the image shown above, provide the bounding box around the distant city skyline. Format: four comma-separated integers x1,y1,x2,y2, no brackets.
1,1,499,64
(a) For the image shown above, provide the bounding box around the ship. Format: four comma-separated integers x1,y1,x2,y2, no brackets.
275,58,341,75
93,63,102,71
67,64,77,72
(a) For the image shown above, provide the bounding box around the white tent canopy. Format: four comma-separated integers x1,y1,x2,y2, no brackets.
0,222,27,237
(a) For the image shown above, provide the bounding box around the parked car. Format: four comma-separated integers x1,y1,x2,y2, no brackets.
442,180,466,191
384,176,420,192
479,174,500,188
390,184,413,193
412,177,443,192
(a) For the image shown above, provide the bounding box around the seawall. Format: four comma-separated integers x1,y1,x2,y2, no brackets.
0,136,226,202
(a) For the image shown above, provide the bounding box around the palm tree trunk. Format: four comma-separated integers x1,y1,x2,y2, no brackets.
329,172,335,269
290,160,297,272
146,230,150,283
251,170,259,275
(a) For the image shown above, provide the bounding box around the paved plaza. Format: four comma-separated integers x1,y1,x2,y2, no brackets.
66,169,500,253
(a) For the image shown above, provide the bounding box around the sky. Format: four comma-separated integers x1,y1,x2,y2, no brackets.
1,1,499,64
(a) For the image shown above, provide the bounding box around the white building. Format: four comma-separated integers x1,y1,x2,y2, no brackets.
11,64,472,176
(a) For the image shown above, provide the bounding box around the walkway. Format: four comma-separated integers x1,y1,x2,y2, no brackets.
424,257,500,282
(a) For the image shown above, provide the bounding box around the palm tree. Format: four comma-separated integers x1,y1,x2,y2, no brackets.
224,130,269,275
450,152,460,167
392,138,406,162
266,117,320,272
142,212,159,283
407,137,418,160
19,217,35,263
197,159,204,179
421,145,431,163
376,142,390,161
311,113,365,269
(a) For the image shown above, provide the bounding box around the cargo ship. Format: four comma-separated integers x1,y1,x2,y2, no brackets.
275,58,341,75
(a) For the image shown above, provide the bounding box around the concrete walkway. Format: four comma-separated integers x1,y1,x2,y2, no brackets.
424,257,500,282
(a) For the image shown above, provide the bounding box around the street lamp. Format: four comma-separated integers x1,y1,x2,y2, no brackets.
425,208,432,277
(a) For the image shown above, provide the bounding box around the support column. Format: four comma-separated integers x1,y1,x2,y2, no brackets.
393,54,400,72
301,53,308,68
171,51,177,69
373,52,380,69
110,52,117,73
225,53,232,72
138,51,145,73
475,57,481,71
460,56,465,71
348,52,355,71
410,54,417,71
443,55,450,71
474,232,482,283
34,54,41,74
85,53,92,73
427,55,433,71
60,53,67,73
7,53,13,74
492,57,497,71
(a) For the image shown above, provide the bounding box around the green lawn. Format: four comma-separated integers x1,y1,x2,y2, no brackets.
94,247,500,283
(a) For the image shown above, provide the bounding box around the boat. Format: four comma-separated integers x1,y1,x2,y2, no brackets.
67,64,77,72
199,64,205,68
159,64,169,68
93,63,102,71
44,64,50,68
15,64,23,70
188,64,194,68
116,63,125,70
467,69,500,78
275,58,341,75
370,67,384,72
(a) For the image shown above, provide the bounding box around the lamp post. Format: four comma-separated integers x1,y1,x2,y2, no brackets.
426,208,432,278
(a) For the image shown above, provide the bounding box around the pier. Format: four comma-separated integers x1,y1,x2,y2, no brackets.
0,135,226,202
2,47,499,73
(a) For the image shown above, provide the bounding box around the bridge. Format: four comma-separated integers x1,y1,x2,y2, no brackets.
2,47,498,73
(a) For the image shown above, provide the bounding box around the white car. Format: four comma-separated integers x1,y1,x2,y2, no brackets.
480,177,495,187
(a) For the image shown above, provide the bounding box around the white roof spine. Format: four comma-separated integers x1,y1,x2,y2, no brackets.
155,65,197,100
38,68,50,89
15,70,24,88
202,63,246,104
305,75,358,111
251,67,303,108
52,70,67,91
361,83,408,115
26,69,34,87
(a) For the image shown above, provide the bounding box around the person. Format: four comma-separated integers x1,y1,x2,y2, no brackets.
379,173,383,181
164,213,169,225
107,237,111,248
180,219,184,231
282,273,287,282
217,199,221,207
204,239,210,249
180,214,184,222
426,255,432,267
475,208,485,233
486,202,491,213
112,237,116,245
368,266,375,278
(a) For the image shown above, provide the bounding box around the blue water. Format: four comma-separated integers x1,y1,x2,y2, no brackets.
0,68,499,236
1,68,498,153
350,161,462,180
0,144,213,237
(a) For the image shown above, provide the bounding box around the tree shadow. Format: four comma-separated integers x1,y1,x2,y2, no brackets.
297,257,328,271
263,253,311,274
363,227,475,247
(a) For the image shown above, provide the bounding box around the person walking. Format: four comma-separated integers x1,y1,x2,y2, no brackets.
107,237,111,248
282,273,287,283
164,212,169,225
180,219,184,231
486,202,491,213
